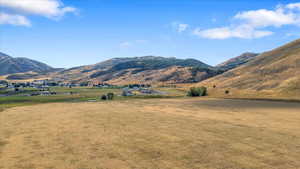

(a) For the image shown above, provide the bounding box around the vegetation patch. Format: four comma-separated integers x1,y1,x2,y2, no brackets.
187,87,207,97
6,73,39,80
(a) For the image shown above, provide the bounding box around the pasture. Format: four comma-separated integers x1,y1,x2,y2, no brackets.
0,87,121,110
0,86,186,110
0,98,299,169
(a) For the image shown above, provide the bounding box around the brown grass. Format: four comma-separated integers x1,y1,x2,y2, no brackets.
0,98,300,169
197,38,300,99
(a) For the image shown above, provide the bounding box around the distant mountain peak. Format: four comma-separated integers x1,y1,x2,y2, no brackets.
217,52,259,71
0,52,54,76
0,52,11,59
199,38,300,97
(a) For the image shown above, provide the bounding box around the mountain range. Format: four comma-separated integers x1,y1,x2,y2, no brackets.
1,38,299,98
50,56,225,84
0,51,259,84
0,52,54,76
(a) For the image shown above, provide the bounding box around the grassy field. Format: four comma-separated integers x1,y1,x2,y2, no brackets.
0,87,121,110
0,98,299,169
0,86,188,111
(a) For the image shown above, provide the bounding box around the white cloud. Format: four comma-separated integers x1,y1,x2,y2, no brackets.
119,40,148,49
171,22,189,33
178,23,189,33
193,25,273,39
0,12,31,26
0,0,77,18
193,2,300,39
0,0,77,26
286,32,300,37
234,8,297,28
119,42,132,49
286,3,300,10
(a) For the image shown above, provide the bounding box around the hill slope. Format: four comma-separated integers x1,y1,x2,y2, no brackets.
51,56,222,84
0,52,54,76
199,39,300,98
216,52,259,71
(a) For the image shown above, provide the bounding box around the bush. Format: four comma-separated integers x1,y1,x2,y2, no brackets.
80,81,89,86
107,93,114,100
187,87,207,97
225,90,230,94
101,95,107,100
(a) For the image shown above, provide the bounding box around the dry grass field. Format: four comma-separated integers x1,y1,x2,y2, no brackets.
0,98,300,169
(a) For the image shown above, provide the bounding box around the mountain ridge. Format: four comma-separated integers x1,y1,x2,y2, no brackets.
198,38,300,98
49,56,221,84
0,52,54,76
216,52,259,71
1,53,260,84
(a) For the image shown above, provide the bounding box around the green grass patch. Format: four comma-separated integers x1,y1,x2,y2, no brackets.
0,86,186,111
0,87,122,110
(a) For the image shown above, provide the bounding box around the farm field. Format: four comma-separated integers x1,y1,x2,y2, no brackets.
0,87,122,111
0,86,186,109
0,98,299,169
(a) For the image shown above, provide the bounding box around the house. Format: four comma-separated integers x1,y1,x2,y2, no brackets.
122,88,134,96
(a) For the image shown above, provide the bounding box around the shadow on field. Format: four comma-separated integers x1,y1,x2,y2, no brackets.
187,98,300,110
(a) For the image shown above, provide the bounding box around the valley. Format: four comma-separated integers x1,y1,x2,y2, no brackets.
2,1,300,169
1,39,300,100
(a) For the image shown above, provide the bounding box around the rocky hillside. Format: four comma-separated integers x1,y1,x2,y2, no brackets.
199,39,300,97
50,56,223,84
0,52,54,76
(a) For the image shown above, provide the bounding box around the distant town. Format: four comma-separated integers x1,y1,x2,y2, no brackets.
0,79,162,97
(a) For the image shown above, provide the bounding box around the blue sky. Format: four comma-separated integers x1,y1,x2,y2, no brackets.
1,0,300,68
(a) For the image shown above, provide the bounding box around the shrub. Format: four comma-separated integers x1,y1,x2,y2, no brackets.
225,90,230,94
80,82,89,86
101,95,107,100
107,93,114,100
187,87,207,97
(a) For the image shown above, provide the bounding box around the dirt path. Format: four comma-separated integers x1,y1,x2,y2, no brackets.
0,98,300,169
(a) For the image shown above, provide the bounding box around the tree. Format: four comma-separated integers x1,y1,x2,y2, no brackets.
80,82,89,87
187,87,207,97
107,93,114,100
101,95,107,100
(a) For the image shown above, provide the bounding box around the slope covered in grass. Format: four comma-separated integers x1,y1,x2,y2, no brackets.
199,39,300,98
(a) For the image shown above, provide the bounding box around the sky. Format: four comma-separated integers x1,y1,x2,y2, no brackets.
1,0,300,68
